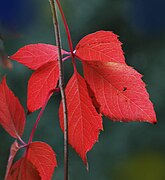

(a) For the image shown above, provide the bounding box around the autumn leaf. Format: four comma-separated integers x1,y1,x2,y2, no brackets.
0,77,26,138
10,43,67,70
83,61,157,123
7,158,41,180
75,31,125,64
59,72,103,164
86,83,101,114
27,61,59,113
7,142,56,180
26,142,57,180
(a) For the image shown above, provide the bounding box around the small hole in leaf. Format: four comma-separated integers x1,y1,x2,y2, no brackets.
123,87,127,91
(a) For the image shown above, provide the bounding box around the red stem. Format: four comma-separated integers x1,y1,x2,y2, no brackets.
28,91,53,144
17,135,26,146
56,0,77,72
62,55,71,62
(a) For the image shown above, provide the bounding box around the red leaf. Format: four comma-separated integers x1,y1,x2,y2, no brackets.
86,83,101,114
7,158,41,180
75,31,125,63
5,141,20,180
10,43,67,70
27,61,59,112
0,77,26,138
59,72,103,164
83,61,157,123
26,142,57,180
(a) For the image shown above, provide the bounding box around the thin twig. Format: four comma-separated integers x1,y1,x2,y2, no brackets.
49,1,69,180
28,91,53,144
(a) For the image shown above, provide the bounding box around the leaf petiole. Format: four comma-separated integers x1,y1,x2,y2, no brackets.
28,90,53,144
62,55,70,62
17,135,26,146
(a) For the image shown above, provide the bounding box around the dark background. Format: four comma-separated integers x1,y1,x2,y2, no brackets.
0,0,165,179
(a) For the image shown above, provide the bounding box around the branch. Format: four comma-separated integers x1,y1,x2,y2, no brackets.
49,1,69,180
56,0,77,71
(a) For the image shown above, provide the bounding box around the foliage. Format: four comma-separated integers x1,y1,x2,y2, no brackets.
0,1,157,179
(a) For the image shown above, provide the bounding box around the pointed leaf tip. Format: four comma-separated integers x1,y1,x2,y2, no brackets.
0,76,26,138
59,72,103,164
83,61,157,124
10,43,67,70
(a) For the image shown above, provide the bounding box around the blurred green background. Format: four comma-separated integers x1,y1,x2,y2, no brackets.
0,0,165,179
